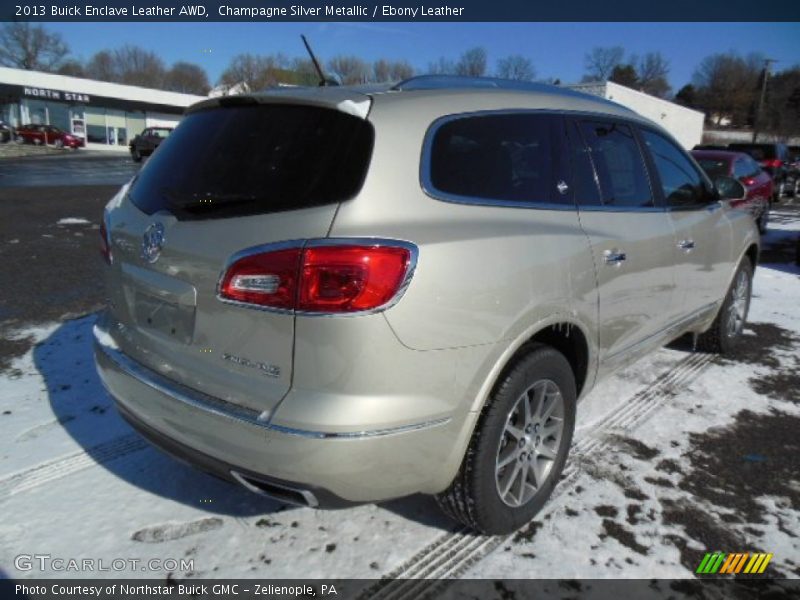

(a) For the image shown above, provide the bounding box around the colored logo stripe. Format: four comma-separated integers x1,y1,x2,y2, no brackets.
697,552,773,575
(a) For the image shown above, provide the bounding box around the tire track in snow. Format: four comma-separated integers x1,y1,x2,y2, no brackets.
362,352,714,600
0,433,147,498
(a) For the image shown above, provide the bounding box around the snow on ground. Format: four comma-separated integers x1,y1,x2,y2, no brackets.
1,207,798,586
56,218,91,226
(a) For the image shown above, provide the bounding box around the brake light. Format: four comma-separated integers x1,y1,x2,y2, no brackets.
99,216,112,264
764,159,783,168
218,242,414,314
742,177,756,186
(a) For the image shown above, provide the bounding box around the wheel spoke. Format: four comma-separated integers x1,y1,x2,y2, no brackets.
505,423,524,440
522,391,532,426
501,462,522,497
497,445,517,469
516,464,527,504
529,460,541,490
538,444,557,461
532,383,546,418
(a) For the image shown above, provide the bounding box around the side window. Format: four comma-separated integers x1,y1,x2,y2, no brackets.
428,113,562,205
579,121,653,208
641,129,708,208
567,121,602,206
733,159,750,179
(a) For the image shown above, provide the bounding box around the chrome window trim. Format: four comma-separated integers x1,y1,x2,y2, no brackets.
95,329,450,439
419,108,674,214
215,237,419,318
419,109,576,211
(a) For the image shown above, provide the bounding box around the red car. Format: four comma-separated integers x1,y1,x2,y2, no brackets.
691,150,772,234
15,124,84,149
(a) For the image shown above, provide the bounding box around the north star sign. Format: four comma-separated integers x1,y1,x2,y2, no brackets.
23,87,90,103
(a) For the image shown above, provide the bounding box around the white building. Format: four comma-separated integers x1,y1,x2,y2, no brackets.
566,81,705,149
0,66,205,149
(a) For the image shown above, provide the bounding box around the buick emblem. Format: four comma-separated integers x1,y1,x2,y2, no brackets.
141,222,165,263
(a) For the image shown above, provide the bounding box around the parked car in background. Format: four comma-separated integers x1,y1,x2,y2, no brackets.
728,142,795,199
0,120,13,143
95,77,760,535
129,127,173,162
15,124,84,149
692,150,772,233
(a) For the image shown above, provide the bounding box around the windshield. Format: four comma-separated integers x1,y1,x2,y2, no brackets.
129,104,374,221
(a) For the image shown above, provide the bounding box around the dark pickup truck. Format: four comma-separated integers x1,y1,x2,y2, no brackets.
129,127,173,162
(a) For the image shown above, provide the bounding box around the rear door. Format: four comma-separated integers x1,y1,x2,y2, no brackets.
568,118,678,370
104,99,374,415
638,127,732,315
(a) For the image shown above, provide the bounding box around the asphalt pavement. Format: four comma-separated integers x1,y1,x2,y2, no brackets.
0,152,140,187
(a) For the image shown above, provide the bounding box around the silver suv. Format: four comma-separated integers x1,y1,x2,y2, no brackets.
94,76,759,534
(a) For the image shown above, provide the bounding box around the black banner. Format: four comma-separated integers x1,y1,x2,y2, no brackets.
2,0,800,22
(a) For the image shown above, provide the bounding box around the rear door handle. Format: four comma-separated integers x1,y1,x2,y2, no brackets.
604,249,627,266
678,239,695,252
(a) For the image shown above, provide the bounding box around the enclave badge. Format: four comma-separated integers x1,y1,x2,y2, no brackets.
141,222,165,264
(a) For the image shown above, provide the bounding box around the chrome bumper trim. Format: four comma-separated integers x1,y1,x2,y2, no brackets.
94,324,451,439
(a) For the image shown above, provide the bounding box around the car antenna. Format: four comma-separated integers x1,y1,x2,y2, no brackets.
301,34,335,87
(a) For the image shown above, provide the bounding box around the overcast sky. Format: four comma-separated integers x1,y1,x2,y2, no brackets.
45,21,800,89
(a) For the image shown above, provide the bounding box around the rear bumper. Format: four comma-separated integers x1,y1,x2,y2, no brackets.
93,323,466,504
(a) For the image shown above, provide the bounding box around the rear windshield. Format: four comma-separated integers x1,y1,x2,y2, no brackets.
696,158,730,179
129,104,374,220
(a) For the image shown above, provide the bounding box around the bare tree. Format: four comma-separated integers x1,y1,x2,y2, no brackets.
389,60,414,82
110,45,166,88
693,52,763,126
327,55,371,85
763,65,800,138
456,47,488,77
373,59,414,83
428,57,457,75
583,46,625,82
637,52,671,98
85,51,116,82
610,64,639,88
496,55,535,81
56,60,85,78
219,53,290,91
164,62,210,95
291,57,321,86
0,23,69,71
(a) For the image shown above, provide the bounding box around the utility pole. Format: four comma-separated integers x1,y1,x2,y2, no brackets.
752,58,777,143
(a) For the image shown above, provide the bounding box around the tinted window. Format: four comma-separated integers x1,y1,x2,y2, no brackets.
642,129,709,207
567,121,602,206
428,113,560,204
579,121,652,207
129,104,374,221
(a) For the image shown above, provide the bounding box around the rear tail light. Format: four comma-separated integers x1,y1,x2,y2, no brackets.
764,159,783,169
218,240,415,314
100,214,112,264
742,177,756,186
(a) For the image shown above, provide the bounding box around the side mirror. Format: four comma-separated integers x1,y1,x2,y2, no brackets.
714,176,746,201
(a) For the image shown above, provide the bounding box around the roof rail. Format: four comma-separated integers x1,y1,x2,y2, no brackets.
391,74,562,93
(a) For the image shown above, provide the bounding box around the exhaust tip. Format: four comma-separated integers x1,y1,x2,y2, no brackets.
230,470,319,508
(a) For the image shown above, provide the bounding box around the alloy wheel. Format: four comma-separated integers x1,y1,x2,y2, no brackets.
726,269,750,338
495,379,565,507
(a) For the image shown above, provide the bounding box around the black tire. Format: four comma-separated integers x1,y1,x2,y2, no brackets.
696,259,753,354
131,147,142,163
436,344,576,535
54,139,64,149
